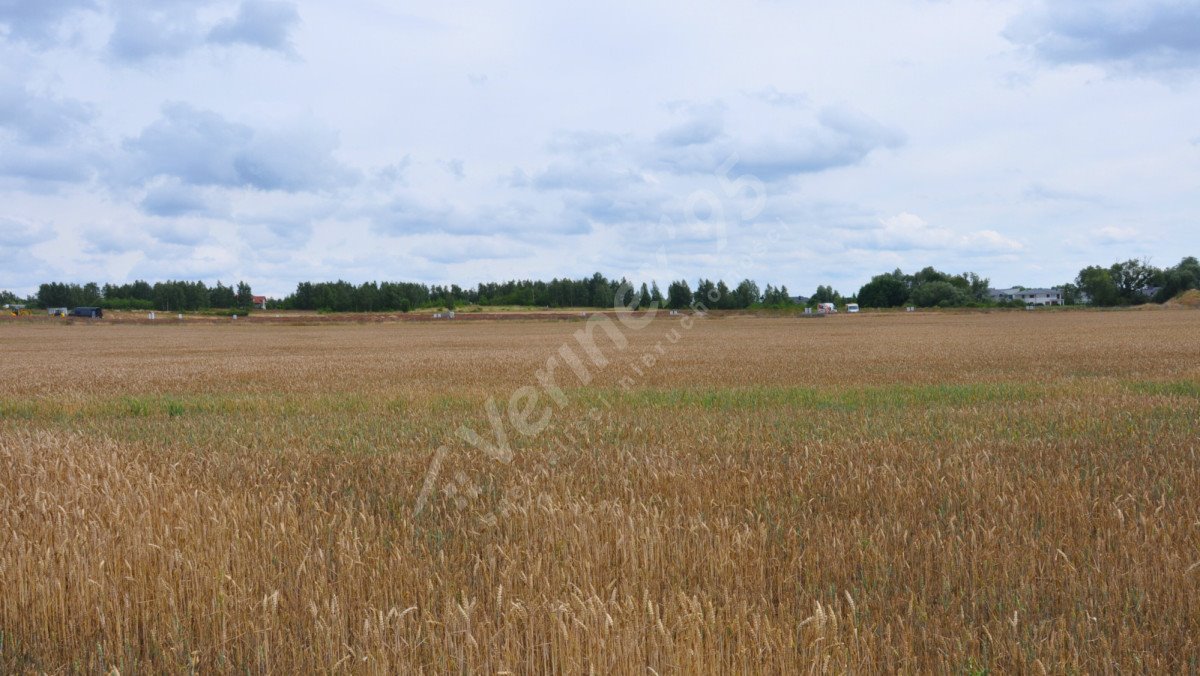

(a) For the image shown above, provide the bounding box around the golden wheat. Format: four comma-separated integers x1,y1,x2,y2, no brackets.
1,311,1198,672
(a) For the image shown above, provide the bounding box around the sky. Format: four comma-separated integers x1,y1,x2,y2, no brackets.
1,0,1199,298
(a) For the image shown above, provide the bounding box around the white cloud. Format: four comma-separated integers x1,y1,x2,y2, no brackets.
0,0,1197,296
119,103,355,192
1093,225,1141,244
852,213,1024,255
0,218,55,247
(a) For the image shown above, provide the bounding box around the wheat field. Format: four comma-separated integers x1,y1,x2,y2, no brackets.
2,310,1199,673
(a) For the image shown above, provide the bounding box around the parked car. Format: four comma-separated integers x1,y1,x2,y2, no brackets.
70,307,103,318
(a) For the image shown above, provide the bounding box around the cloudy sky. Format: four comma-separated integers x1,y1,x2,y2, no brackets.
2,0,1198,297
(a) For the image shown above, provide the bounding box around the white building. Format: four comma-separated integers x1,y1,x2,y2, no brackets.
988,288,1065,306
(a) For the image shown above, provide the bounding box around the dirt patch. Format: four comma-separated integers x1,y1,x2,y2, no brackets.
1166,289,1200,308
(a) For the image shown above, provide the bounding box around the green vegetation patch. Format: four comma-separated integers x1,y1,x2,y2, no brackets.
602,382,1043,413
1128,380,1200,399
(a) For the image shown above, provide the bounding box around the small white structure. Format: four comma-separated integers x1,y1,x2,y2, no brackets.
148,312,156,320
846,303,860,313
906,306,915,312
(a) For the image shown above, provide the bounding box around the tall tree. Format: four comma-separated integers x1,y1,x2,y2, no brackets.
650,281,664,305
734,279,760,308
1076,266,1121,306
235,281,253,309
693,279,718,308
636,282,652,310
666,280,692,309
857,275,909,308
1108,259,1159,304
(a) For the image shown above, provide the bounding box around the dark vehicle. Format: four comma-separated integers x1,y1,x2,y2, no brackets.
70,307,104,318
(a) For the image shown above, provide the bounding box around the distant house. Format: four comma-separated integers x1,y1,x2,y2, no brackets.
1018,289,1065,306
988,288,1064,306
251,295,268,310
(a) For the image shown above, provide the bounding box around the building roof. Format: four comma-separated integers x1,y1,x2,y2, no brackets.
989,287,1060,296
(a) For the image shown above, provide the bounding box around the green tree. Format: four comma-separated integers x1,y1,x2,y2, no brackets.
1059,283,1083,306
911,267,950,288
636,282,653,310
1076,266,1121,306
210,282,237,308
1108,259,1159,304
714,280,733,309
693,279,718,308
812,285,838,304
1153,256,1200,302
961,272,990,301
666,280,692,309
857,275,909,308
761,285,794,306
734,279,760,308
38,283,69,308
235,281,253,309
82,282,102,305
614,279,636,309
911,280,968,307
650,281,664,305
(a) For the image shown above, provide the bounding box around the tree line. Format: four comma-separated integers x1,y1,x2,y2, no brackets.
15,280,255,312
3,274,798,313
1072,257,1200,306
855,267,994,308
279,275,797,312
5,257,1197,314
852,257,1200,309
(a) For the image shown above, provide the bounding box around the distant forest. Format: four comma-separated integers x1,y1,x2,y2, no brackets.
4,256,1197,313
12,281,255,312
